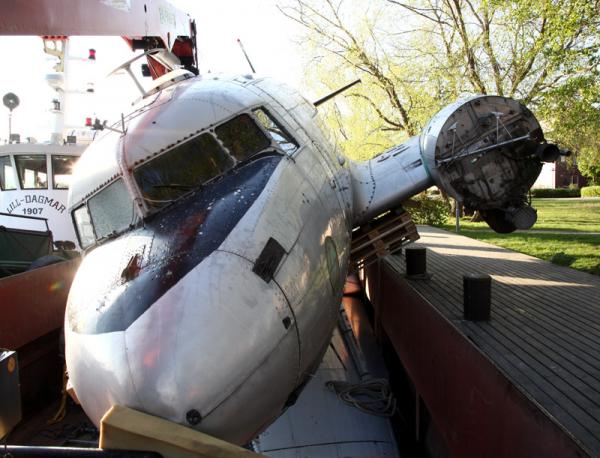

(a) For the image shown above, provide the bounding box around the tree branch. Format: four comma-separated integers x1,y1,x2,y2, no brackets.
444,0,487,93
347,92,405,130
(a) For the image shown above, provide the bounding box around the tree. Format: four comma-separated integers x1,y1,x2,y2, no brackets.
538,75,600,184
280,0,600,163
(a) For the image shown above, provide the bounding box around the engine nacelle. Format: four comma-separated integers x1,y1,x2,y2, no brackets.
351,95,555,232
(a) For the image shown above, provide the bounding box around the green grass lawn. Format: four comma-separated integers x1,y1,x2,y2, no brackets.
441,198,600,275
450,198,600,232
450,230,600,275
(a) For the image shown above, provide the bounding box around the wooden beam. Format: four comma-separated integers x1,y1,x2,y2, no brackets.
100,405,265,458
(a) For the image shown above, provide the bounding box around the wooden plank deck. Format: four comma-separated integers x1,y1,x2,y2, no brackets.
383,226,600,456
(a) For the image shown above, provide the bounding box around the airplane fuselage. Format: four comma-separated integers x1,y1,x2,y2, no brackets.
66,75,353,443
65,73,551,444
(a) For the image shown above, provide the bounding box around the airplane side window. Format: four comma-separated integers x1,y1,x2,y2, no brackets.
88,179,136,241
134,133,234,208
52,155,78,189
0,156,16,190
15,155,48,189
215,114,271,161
253,108,298,154
73,204,95,248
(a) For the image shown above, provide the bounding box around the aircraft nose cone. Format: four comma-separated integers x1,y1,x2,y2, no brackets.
123,250,299,442
66,250,299,444
64,154,298,443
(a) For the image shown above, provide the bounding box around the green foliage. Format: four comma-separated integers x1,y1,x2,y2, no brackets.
537,75,600,184
407,194,451,226
550,252,576,267
530,188,580,198
579,153,600,186
581,186,600,198
283,0,599,167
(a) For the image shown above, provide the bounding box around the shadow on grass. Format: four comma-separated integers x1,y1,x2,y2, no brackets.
550,252,576,267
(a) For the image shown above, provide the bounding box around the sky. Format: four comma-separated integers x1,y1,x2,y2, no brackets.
0,0,306,143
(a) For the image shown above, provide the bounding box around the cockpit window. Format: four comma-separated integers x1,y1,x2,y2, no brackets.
73,205,95,248
87,179,136,241
134,114,276,212
0,156,16,190
72,178,137,248
15,155,48,189
52,155,78,189
215,114,271,161
253,108,298,154
134,133,234,208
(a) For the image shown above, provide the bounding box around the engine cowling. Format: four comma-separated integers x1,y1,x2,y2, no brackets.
351,95,556,232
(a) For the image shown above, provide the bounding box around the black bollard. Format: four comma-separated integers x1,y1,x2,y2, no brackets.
405,247,427,277
463,274,491,321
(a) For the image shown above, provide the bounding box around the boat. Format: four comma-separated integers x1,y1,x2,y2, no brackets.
0,142,85,275
0,36,99,275
0,37,97,430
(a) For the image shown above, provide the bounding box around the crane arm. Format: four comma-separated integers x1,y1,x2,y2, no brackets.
0,0,197,76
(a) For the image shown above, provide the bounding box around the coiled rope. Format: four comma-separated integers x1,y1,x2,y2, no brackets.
325,378,396,417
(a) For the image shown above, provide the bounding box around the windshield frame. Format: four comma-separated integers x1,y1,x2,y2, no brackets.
132,110,283,215
72,203,97,249
252,107,299,155
71,177,139,249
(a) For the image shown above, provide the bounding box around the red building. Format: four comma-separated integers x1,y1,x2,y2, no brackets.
533,159,588,189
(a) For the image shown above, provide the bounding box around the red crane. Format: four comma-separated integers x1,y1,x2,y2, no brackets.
0,0,198,77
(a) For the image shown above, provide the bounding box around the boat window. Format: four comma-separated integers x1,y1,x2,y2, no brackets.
73,205,95,248
0,156,16,190
15,155,48,189
134,133,234,209
88,179,136,241
215,114,270,161
52,155,78,189
253,108,298,154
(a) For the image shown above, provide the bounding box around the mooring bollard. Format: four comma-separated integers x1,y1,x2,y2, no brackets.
405,247,427,277
463,274,491,321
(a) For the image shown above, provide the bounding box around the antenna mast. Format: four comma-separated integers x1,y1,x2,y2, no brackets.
237,38,256,74
313,79,361,107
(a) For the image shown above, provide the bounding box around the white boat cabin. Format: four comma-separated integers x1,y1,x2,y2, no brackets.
0,143,86,246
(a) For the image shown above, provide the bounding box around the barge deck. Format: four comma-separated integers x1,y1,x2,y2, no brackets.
364,225,600,457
